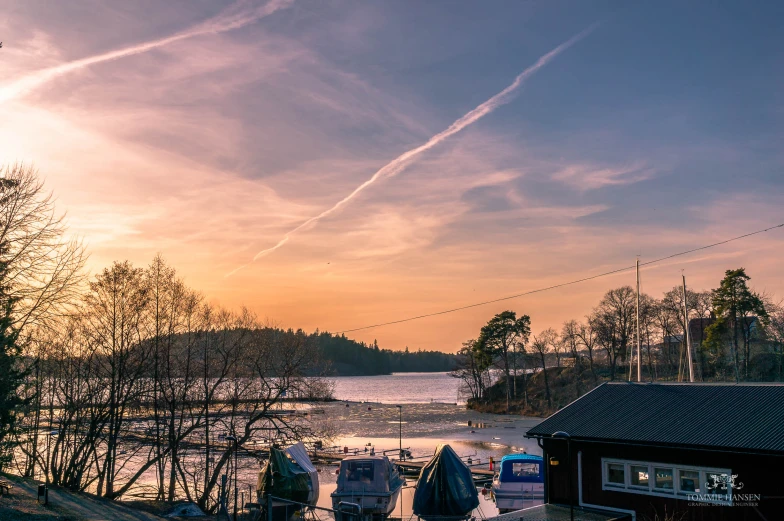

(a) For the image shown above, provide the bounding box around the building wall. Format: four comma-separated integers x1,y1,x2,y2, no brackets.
542,439,781,521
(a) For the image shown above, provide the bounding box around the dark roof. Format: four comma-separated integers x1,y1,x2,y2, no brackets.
526,382,784,454
488,504,630,521
688,316,758,342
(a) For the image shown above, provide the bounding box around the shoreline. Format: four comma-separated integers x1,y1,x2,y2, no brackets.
317,400,543,454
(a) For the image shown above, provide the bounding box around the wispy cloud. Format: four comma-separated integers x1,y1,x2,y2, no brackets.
0,0,293,104
227,25,598,276
552,162,655,190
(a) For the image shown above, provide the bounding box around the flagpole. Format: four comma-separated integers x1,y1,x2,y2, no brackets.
636,258,641,382
682,274,694,382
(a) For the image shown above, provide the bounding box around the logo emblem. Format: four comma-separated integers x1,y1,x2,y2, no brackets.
706,473,744,492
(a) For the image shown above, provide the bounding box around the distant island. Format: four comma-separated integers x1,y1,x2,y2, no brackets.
151,327,457,377
310,330,457,376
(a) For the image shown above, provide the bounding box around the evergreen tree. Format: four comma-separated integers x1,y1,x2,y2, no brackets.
0,238,23,470
476,311,531,413
705,268,768,382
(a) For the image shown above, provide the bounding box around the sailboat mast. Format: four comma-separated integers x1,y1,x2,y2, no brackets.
682,274,694,382
636,258,641,382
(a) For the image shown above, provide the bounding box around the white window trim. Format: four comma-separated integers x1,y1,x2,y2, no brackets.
652,466,676,492
601,458,732,505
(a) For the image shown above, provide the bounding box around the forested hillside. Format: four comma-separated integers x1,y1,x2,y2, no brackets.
312,330,456,375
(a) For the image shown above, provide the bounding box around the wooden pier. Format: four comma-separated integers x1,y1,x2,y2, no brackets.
312,451,495,479
393,459,495,478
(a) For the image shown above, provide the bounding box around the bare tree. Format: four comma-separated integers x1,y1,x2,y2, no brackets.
450,339,491,402
652,299,680,376
514,338,532,406
590,287,638,380
551,339,565,369
176,315,327,513
147,254,174,500
574,320,597,379
83,261,152,498
662,286,707,381
530,331,554,409
637,294,657,382
764,300,784,381
561,320,581,370
0,164,85,335
1,164,84,476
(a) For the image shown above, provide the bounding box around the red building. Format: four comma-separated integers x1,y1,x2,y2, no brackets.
525,382,783,520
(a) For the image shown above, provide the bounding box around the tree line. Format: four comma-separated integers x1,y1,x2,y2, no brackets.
317,333,455,375
453,269,784,413
144,329,456,377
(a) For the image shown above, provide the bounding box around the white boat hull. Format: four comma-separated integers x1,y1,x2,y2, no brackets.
331,486,402,520
492,481,544,513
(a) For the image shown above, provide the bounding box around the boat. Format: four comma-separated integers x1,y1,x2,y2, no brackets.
491,453,544,513
331,455,405,520
413,444,479,521
257,442,319,520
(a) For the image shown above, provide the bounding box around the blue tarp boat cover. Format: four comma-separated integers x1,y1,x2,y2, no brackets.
412,444,479,518
498,453,543,483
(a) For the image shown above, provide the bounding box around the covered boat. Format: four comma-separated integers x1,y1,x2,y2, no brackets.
331,455,405,520
413,444,479,520
491,453,544,513
257,442,319,520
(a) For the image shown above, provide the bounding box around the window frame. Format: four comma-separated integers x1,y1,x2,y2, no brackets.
601,458,732,505
652,466,675,492
345,460,375,483
604,462,626,487
512,461,540,477
628,464,650,490
676,468,701,495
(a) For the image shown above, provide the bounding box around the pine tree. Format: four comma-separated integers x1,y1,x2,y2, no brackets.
705,268,768,382
0,240,23,470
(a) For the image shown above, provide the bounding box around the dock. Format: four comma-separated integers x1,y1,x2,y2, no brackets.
312,451,495,479
393,459,495,478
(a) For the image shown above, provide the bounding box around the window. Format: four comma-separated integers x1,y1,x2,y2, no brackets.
653,468,673,490
678,470,700,493
606,463,625,486
630,465,649,488
601,459,731,505
512,462,539,477
346,461,374,484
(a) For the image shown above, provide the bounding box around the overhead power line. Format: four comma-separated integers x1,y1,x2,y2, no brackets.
337,221,784,334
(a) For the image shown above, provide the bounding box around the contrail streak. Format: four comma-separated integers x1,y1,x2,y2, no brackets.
227,26,595,277
0,0,293,104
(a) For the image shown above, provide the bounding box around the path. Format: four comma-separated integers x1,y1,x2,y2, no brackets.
12,478,165,521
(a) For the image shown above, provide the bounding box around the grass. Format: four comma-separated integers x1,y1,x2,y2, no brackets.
0,473,83,521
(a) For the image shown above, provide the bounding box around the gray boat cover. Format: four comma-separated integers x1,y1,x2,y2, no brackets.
412,444,479,517
285,442,319,503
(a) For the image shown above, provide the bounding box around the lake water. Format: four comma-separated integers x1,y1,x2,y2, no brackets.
329,372,464,404
299,373,542,517
35,372,541,518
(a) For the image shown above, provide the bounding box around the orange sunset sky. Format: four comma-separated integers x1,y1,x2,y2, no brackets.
1,1,783,352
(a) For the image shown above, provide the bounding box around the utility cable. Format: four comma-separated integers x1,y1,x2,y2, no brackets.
337,222,784,333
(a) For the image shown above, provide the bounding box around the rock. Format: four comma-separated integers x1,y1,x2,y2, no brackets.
165,502,207,518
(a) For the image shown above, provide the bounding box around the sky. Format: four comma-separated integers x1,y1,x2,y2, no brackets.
1,1,783,352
